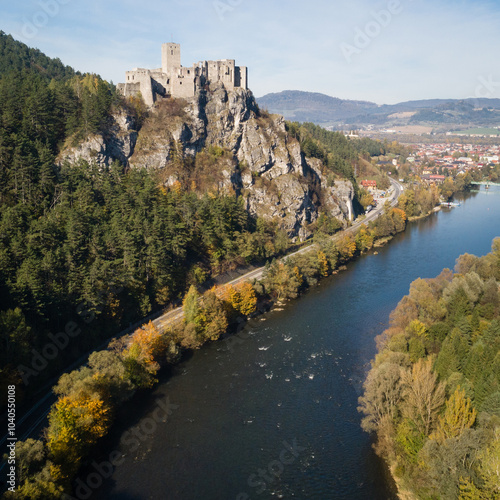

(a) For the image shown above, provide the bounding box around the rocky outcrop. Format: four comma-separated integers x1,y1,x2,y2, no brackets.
59,83,354,240
307,158,354,222
57,110,138,167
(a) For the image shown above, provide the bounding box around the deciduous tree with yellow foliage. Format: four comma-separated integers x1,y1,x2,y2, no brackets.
47,391,111,478
431,386,477,444
336,234,357,263
227,281,258,316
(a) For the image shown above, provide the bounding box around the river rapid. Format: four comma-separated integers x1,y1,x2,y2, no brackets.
88,186,500,500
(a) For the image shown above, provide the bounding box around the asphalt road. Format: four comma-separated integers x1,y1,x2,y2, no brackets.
0,178,403,479
154,178,402,330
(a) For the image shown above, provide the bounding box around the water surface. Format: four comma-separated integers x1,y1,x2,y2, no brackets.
91,186,500,500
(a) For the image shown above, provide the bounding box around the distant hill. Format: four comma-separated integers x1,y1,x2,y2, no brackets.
257,90,500,131
256,90,378,123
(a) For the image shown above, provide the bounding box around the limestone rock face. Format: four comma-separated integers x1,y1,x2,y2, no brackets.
307,158,354,222
57,110,138,167
59,84,354,239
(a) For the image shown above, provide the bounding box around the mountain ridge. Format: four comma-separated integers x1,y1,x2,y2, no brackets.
257,90,500,130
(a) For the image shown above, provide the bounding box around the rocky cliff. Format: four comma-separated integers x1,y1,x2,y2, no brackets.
58,83,354,240
58,109,138,167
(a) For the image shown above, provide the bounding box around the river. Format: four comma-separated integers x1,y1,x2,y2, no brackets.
88,186,499,500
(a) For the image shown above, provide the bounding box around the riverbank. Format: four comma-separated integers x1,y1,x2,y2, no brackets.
3,181,412,498
360,238,500,499
407,205,441,222
63,185,498,500
391,465,417,500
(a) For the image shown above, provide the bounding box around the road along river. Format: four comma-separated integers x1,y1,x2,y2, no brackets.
86,186,499,500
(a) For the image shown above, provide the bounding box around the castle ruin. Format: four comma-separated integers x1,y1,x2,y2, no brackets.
117,43,248,106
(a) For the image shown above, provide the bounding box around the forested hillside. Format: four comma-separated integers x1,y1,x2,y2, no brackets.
286,121,399,200
359,241,500,499
0,34,370,399
0,34,289,395
0,33,132,391
285,121,396,185
0,31,75,79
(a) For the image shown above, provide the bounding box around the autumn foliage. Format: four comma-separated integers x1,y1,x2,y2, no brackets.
12,321,178,496
359,239,500,499
227,282,258,316
431,386,477,444
392,207,407,223
182,285,229,346
336,234,357,262
48,391,111,479
317,250,329,277
124,321,166,372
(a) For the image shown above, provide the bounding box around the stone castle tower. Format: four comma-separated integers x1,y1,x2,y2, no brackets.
117,43,248,106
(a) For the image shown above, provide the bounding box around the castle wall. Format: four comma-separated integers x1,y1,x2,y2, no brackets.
171,76,196,99
223,60,235,91
121,69,155,106
149,70,170,96
116,82,141,98
236,66,247,90
119,44,248,104
207,60,235,91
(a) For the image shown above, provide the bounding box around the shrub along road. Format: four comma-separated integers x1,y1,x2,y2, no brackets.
0,178,403,467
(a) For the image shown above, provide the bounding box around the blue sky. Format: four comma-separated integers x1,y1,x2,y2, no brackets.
2,0,500,104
